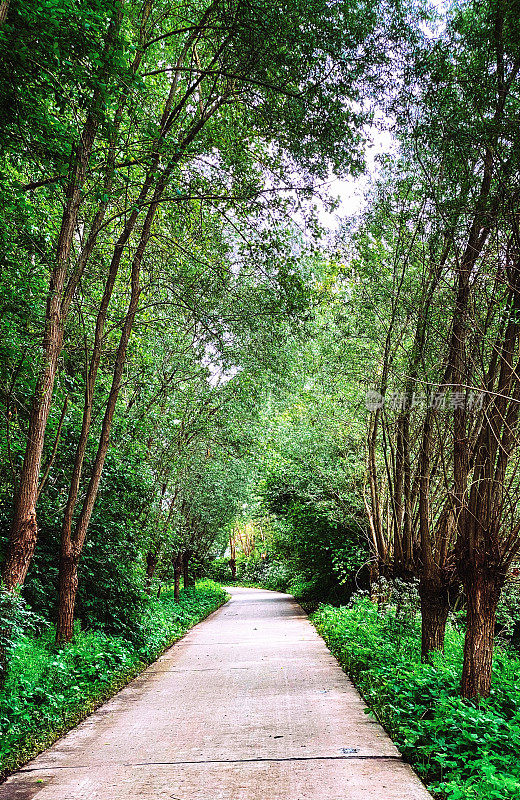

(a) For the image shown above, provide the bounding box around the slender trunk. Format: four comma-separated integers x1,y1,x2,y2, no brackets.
393,418,405,576
366,415,387,570
229,531,237,580
183,550,192,588
37,396,69,499
0,641,7,689
461,573,501,699
1,15,121,590
5,2,184,593
368,560,379,601
401,413,413,572
55,261,141,642
3,252,72,589
174,554,182,600
0,1,10,25
55,164,173,643
419,579,449,662
57,159,180,627
145,552,157,593
457,278,520,696
56,549,79,643
54,31,229,642
418,403,456,660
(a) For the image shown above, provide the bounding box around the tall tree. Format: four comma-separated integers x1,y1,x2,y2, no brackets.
1,0,406,601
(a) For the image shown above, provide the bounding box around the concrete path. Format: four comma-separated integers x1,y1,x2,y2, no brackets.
0,587,432,800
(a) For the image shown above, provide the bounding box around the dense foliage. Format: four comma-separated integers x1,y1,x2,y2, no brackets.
0,0,395,655
3,0,520,794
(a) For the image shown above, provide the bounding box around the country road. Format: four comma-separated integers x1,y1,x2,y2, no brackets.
0,587,432,799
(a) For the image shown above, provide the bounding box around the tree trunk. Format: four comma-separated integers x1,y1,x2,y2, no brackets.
0,1,10,24
0,640,7,689
145,552,157,593
1,14,121,591
1,509,38,590
368,560,379,601
55,550,79,644
54,175,156,644
173,554,182,600
419,580,449,662
183,550,192,588
461,574,501,699
229,558,236,581
51,24,228,643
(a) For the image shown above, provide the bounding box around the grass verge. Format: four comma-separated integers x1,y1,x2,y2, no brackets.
0,579,228,780
313,597,520,800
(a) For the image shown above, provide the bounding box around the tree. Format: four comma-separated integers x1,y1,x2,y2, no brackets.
1,0,406,611
358,0,520,694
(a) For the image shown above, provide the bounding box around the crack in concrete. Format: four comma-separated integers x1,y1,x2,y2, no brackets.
144,667,251,673
19,754,403,773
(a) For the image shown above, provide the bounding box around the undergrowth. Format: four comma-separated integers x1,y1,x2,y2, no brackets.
0,580,228,779
313,597,520,800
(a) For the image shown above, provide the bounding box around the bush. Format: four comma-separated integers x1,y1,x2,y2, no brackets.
205,557,234,583
313,596,520,800
0,586,48,687
214,552,328,604
17,443,155,632
288,575,323,606
0,580,227,778
234,554,292,592
496,580,520,641
257,561,292,591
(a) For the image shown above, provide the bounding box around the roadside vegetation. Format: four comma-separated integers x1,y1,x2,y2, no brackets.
212,524,520,799
0,580,227,778
314,593,520,800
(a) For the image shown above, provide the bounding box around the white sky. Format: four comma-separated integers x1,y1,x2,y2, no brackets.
318,0,448,232
318,123,396,232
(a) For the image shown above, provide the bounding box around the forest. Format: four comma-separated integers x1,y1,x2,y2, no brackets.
1,0,520,798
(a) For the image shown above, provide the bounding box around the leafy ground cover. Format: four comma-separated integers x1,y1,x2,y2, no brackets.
0,580,228,779
313,597,520,800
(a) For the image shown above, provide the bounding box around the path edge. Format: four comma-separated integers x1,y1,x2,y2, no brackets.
0,590,230,784
307,601,435,799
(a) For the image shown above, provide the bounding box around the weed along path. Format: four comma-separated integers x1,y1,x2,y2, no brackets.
0,588,432,800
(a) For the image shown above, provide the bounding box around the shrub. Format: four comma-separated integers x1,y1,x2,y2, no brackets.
205,557,234,583
0,586,48,687
233,554,292,592
313,596,520,800
288,575,323,607
258,561,292,591
496,580,520,641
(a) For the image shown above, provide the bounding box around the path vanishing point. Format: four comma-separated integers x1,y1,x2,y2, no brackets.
0,587,433,800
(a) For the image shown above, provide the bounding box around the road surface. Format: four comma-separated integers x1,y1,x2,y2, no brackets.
0,587,432,799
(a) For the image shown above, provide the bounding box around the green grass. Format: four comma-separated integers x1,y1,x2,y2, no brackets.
313,597,520,800
0,580,228,779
